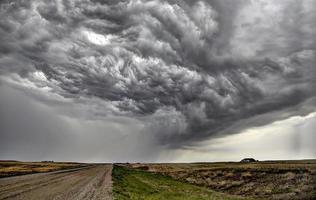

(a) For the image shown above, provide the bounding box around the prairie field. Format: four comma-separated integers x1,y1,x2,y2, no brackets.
112,165,250,200
1,160,315,199
122,160,316,200
0,160,87,178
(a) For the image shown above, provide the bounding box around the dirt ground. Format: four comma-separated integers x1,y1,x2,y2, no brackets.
0,165,112,200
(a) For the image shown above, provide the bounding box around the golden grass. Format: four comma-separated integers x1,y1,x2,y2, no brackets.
125,160,316,199
0,161,86,178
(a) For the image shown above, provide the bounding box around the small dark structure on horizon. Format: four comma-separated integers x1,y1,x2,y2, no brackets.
240,158,258,163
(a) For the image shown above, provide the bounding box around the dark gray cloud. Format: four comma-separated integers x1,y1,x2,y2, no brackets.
0,84,159,162
0,0,315,161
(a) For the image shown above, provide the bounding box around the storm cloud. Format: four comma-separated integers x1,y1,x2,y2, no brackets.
0,0,315,161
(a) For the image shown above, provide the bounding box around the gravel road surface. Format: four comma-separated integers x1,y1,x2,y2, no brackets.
0,165,112,200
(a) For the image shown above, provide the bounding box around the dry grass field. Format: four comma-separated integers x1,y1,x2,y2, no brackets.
126,160,316,200
1,160,315,199
112,165,250,200
0,160,87,178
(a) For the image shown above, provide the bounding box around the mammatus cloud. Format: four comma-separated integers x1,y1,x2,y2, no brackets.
0,0,315,161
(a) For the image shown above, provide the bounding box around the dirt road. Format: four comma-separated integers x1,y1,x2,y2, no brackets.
0,165,112,200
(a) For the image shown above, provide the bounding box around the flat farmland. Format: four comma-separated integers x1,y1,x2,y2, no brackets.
1,160,315,199
0,161,87,178
125,160,316,200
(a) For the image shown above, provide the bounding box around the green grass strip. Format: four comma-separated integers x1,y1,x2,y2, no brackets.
112,165,248,200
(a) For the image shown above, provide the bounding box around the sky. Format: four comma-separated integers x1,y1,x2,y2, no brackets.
0,0,315,163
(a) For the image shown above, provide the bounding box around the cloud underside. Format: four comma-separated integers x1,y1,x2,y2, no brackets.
0,0,316,148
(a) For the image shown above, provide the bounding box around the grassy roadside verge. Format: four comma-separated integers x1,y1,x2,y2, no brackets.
112,165,249,200
133,161,316,199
